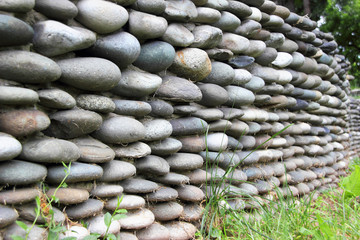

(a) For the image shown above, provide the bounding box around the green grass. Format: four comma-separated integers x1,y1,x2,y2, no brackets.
198,158,360,240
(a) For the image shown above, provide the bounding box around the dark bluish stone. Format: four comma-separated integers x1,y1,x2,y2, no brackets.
228,55,255,68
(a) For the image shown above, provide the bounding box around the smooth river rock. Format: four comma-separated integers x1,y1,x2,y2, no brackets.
38,88,76,109
0,160,47,185
99,160,136,182
0,14,34,47
0,133,22,161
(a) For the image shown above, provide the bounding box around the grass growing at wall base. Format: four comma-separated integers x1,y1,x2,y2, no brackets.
197,158,360,240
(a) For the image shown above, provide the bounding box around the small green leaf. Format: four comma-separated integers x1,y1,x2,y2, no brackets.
340,165,360,199
114,209,127,214
104,212,112,227
106,233,117,240
83,233,101,240
112,214,126,221
15,221,29,231
11,235,25,240
61,182,68,188
61,237,77,240
35,196,41,207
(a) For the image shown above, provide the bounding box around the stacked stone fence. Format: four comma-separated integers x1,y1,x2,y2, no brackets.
0,0,354,239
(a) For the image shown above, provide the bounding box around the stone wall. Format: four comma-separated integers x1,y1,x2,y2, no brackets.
0,0,352,239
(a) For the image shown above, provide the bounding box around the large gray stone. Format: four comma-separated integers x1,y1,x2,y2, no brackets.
129,10,168,39
121,178,159,193
163,221,197,240
87,214,120,237
213,11,241,32
89,31,141,69
17,204,65,225
145,187,178,202
170,117,207,136
71,136,115,163
202,61,234,86
119,208,155,230
34,0,78,21
0,133,22,161
92,116,145,144
38,88,76,109
0,205,19,229
136,223,170,240
133,41,176,73
113,100,152,117
0,160,47,185
190,25,223,49
76,94,115,114
0,14,33,46
142,119,173,141
218,32,250,54
33,20,96,57
76,0,128,34
99,160,136,182
21,137,80,163
148,138,182,156
0,50,61,84
47,188,89,205
113,142,151,159
57,57,121,92
163,0,198,21
0,0,34,13
166,153,203,171
150,202,184,221
111,66,162,98
3,221,47,240
148,100,174,117
132,0,166,15
162,23,195,47
225,85,255,107
197,83,229,107
0,86,38,105
136,155,170,176
90,184,123,198
155,76,202,102
105,195,145,210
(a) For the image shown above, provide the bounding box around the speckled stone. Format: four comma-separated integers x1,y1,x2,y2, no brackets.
136,155,170,176
0,160,47,185
47,188,89,205
161,23,195,47
163,0,198,22
142,119,173,141
148,138,182,156
218,33,250,54
0,14,33,47
0,50,61,84
136,223,170,240
169,48,212,82
90,184,123,198
129,10,168,39
0,133,22,161
21,137,80,163
170,117,207,136
105,195,145,210
34,0,78,21
121,178,159,193
38,88,76,109
0,205,19,229
225,86,255,107
148,100,174,117
76,94,115,113
119,208,155,230
99,160,136,182
166,153,203,171
163,221,197,240
190,25,223,49
202,61,235,86
150,201,184,221
0,188,38,205
113,142,151,159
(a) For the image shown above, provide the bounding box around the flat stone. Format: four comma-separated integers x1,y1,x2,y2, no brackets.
59,226,90,240
17,204,64,225
47,188,89,205
177,185,205,202
0,50,61,84
232,69,252,85
152,172,190,185
3,221,47,240
33,20,96,57
169,48,211,82
242,76,265,93
190,25,223,49
0,0,34,13
166,153,203,171
145,187,178,202
202,61,234,86
133,41,176,73
272,52,293,68
137,223,170,240
150,202,184,221
105,195,145,210
171,117,207,136
76,0,128,34
87,214,120,237
113,142,151,159
173,105,200,114
119,208,155,230
57,57,121,91
206,133,228,151
142,119,173,141
238,182,258,196
90,184,123,198
163,221,197,240
136,155,170,176
0,133,21,161
0,86,37,106
44,109,102,139
243,40,266,57
191,108,224,121
265,32,285,48
132,0,166,15
197,83,229,107
212,11,241,32
148,138,182,156
161,23,194,47
0,205,19,228
113,100,151,117
186,169,211,185
227,1,252,18
34,0,78,21
92,116,145,144
99,160,136,182
148,100,174,118
155,76,202,102
225,85,255,107
117,232,139,240
0,160,46,186
205,48,234,61
47,162,103,184
178,135,205,152
129,10,167,39
38,88,76,109
121,178,159,193
0,14,33,47
76,94,115,113
0,188,38,205
226,120,249,138
255,47,278,65
218,33,250,54
181,203,203,221
111,66,162,98
205,0,229,10
228,55,255,68
89,31,141,69
163,0,198,21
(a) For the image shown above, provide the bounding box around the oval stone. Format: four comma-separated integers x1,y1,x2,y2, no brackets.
190,25,223,49
166,153,203,171
163,221,197,240
136,223,170,240
111,66,162,98
90,184,123,198
148,138,182,156
17,204,65,225
44,109,102,139
89,31,141,69
3,221,47,239
87,214,120,237
21,137,80,163
38,88,76,109
0,50,61,84
0,133,22,161
59,226,90,240
0,14,33,47
99,160,136,182
34,0,78,21
135,155,170,176
46,162,103,184
213,11,241,32
0,86,38,105
168,48,212,82
113,100,152,117
151,172,190,185
133,41,176,73
0,205,19,229
225,85,255,107
76,0,128,34
71,136,115,163
57,57,121,92
148,100,174,118
218,33,250,54
129,10,168,39
163,0,198,21
121,178,159,194
105,195,145,210
132,0,166,15
33,20,96,57
47,188,89,205
150,202,184,221
155,76,202,102
145,187,179,202
162,23,195,47
202,61,234,86
92,116,145,144
0,160,47,185
197,83,229,107
113,142,151,159
0,188,38,205
177,185,205,202
76,94,115,114
170,117,207,136
119,208,155,230
142,119,173,141
194,7,222,23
